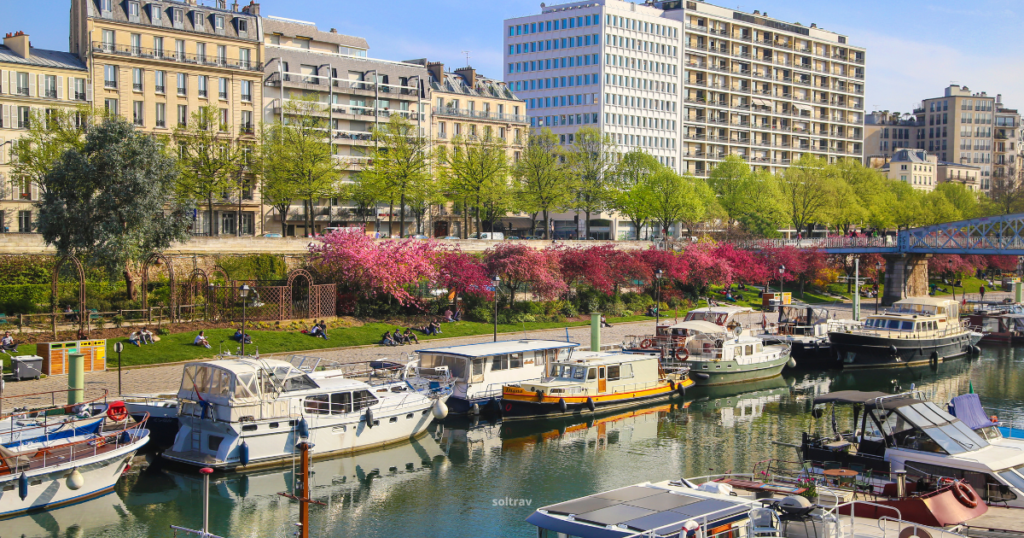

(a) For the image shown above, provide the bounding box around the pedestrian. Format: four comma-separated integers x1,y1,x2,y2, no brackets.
601,315,612,328
980,285,986,302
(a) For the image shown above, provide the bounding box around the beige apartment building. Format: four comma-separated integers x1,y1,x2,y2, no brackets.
0,32,90,234
408,60,529,237
878,149,936,192
938,161,981,191
70,0,264,235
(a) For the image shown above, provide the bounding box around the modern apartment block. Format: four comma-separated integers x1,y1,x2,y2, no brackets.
0,32,89,234
261,16,428,237
504,0,866,180
70,0,265,236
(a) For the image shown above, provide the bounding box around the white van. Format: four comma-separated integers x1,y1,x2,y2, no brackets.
470,232,504,240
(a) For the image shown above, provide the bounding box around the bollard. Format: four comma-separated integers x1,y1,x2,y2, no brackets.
591,313,601,352
67,352,85,405
1016,282,1022,304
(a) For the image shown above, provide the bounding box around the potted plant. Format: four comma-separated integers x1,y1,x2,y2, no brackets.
799,478,819,505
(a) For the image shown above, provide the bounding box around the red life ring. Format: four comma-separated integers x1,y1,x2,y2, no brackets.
107,401,129,422
640,339,653,349
952,481,978,509
680,348,690,362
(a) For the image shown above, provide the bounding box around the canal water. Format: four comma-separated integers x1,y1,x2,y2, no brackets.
9,345,1024,538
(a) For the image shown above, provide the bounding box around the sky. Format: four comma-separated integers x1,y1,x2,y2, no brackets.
2,0,1021,114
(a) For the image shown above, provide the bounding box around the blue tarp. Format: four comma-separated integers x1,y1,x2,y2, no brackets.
948,393,994,430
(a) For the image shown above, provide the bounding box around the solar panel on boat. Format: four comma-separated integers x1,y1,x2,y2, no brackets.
575,504,657,526
593,486,664,502
622,510,695,532
670,499,749,519
544,496,621,515
625,492,704,511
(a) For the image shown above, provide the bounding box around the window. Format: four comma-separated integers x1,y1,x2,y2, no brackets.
132,68,143,91
155,70,165,93
194,11,205,31
215,16,224,31
173,8,183,27
177,73,187,95
16,106,29,129
43,75,56,98
151,4,162,22
239,48,251,69
153,36,164,55
240,80,252,102
104,99,118,116
241,110,252,133
219,108,228,131
132,101,144,126
238,18,249,33
130,33,141,55
155,103,166,128
198,75,208,98
18,210,32,233
73,78,86,100
219,77,228,99
196,42,206,63
217,45,227,65
177,104,188,127
175,39,185,60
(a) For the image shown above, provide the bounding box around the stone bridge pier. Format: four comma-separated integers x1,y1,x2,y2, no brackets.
882,254,931,306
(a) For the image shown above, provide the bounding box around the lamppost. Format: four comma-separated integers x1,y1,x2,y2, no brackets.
778,265,786,307
491,275,501,342
239,284,251,356
875,261,882,313
655,269,664,330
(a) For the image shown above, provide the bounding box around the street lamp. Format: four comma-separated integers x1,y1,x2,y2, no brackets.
875,262,882,313
491,275,501,342
778,265,786,299
239,284,251,356
655,269,664,331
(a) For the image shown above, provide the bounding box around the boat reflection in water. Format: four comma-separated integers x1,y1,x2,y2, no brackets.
686,376,792,426
1,491,130,538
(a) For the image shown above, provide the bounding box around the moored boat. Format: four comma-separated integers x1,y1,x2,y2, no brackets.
757,305,836,367
684,330,792,386
622,306,754,359
829,297,982,369
500,352,691,420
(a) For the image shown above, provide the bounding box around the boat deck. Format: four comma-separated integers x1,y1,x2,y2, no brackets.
2,429,138,476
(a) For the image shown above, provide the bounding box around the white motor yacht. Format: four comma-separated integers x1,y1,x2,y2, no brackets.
162,357,445,471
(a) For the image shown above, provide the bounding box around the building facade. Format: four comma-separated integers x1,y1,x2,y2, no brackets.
0,32,90,234
879,149,936,191
408,60,529,237
863,111,923,163
503,0,866,178
937,160,980,191
261,16,429,237
70,0,265,236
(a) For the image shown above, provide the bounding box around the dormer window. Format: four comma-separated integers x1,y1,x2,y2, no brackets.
215,15,225,34
150,3,162,23
237,18,248,34
193,11,205,31
100,0,112,12
128,1,140,21
172,8,183,28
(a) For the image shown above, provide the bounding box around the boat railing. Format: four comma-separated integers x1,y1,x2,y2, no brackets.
839,322,971,340
12,413,150,473
0,388,108,420
480,378,545,400
609,380,664,394
875,515,968,538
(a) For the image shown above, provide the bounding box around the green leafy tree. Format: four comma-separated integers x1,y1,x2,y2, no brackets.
437,133,510,238
779,154,834,236
36,116,191,298
9,106,92,201
174,104,245,236
611,149,660,240
364,115,432,237
261,96,340,237
707,154,752,200
513,128,569,238
647,168,707,239
566,127,616,238
724,169,788,237
933,182,981,220
887,181,925,231
825,179,868,235
257,123,297,236
986,171,1024,215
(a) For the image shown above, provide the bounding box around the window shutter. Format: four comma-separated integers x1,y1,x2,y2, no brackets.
7,71,13,95
86,79,93,102
29,74,36,97
0,70,5,93
66,76,72,100
2,105,9,129
56,76,63,100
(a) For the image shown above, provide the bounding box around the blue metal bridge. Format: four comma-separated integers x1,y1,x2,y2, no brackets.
739,213,1024,256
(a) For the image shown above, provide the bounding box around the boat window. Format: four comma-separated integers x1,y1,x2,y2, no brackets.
607,365,621,381
898,406,935,427
281,372,319,392
331,392,352,414
215,370,232,397
620,363,634,379
352,390,378,411
471,359,485,382
573,367,585,380
304,394,330,415
887,320,901,329
945,419,989,449
423,355,467,380
910,403,947,426
901,321,914,331
510,353,523,368
491,354,509,371
181,365,197,392
745,345,753,355
587,368,597,380
999,470,1024,491
234,372,256,399
923,427,967,454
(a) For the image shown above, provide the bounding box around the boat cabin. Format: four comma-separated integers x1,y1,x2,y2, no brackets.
654,306,752,337
416,340,579,404
853,297,963,337
177,358,326,422
804,390,1024,506
775,305,830,337
684,332,768,362
516,352,662,397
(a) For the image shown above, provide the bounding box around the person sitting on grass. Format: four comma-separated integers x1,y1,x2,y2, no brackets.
404,328,420,344
394,328,408,345
194,331,211,349
601,315,612,328
453,307,463,322
140,326,155,344
318,320,329,339
128,330,142,347
423,319,442,336
444,308,454,322
232,329,253,345
1,331,17,354
381,331,396,346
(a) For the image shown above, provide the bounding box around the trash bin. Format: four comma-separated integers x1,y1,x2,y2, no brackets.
11,355,43,380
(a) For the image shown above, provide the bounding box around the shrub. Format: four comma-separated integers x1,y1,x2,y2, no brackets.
156,327,169,336
561,302,579,318
605,301,626,317
112,315,125,328
218,254,288,281
468,306,493,323
93,317,106,330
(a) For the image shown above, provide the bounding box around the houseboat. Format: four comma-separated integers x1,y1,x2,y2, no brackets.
684,330,792,386
756,305,835,366
500,352,692,419
802,390,1024,507
162,357,443,471
415,340,579,415
965,306,1024,343
621,306,754,359
829,297,983,369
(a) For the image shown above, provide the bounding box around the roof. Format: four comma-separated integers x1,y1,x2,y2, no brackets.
889,149,932,164
667,321,730,334
263,17,368,49
937,161,981,170
568,351,656,366
87,0,260,42
689,306,754,315
0,45,87,71
416,339,579,358
429,68,521,101
813,390,923,409
893,297,959,307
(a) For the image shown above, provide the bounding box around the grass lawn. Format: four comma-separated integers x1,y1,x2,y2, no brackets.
707,285,847,308
1,315,653,371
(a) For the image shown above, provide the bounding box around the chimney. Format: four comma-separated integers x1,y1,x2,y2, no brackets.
426,61,444,85
454,65,477,88
242,1,260,15
217,0,226,9
330,28,338,34
232,1,240,11
4,32,30,60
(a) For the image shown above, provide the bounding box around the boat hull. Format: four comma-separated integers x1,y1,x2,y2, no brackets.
500,381,691,420
829,331,980,369
687,352,791,386
0,435,145,519
836,483,987,527
760,337,835,368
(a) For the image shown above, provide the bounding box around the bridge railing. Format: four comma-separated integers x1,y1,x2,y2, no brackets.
735,236,895,250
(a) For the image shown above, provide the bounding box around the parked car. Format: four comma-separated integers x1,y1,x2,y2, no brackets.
443,235,461,240
262,233,283,238
506,236,521,240
410,234,429,240
471,232,504,240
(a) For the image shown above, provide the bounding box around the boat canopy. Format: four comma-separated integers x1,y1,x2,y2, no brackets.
666,320,730,335
177,358,320,406
778,306,829,325
415,339,578,358
813,390,923,410
684,306,753,325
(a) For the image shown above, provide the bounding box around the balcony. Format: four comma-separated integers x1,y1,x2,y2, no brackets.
16,87,29,96
133,83,143,92
155,85,165,94
91,41,263,72
74,91,86,101
431,106,528,123
43,89,57,98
